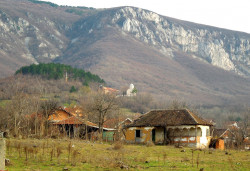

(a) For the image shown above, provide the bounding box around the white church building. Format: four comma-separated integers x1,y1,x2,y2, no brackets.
126,83,136,96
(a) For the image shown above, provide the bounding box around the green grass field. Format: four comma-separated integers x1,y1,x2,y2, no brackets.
5,138,250,170
0,100,11,108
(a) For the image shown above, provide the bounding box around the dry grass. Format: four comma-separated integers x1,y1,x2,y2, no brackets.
5,138,250,170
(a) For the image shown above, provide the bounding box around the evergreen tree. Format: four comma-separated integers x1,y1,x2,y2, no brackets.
15,63,105,85
70,86,77,93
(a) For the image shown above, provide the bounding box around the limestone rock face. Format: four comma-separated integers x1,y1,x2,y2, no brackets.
0,10,66,64
110,7,250,76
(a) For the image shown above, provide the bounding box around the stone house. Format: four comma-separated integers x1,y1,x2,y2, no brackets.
124,109,213,148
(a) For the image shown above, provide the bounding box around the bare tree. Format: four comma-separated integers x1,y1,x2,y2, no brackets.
87,91,119,135
168,99,188,110
241,108,250,138
11,93,31,136
120,92,153,113
79,94,91,140
1,92,40,137
40,100,58,136
0,106,8,132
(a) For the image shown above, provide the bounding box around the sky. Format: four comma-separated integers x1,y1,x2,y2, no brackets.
43,0,250,34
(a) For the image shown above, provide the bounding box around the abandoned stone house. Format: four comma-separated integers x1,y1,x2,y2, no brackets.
48,107,116,140
124,109,213,148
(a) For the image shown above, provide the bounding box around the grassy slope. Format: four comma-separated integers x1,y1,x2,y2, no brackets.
6,139,250,170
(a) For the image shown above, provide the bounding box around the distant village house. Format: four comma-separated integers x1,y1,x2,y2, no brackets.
99,85,119,94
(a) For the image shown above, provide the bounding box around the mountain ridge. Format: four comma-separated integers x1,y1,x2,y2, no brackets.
0,0,250,106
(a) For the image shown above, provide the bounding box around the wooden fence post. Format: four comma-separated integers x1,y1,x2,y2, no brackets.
0,134,5,170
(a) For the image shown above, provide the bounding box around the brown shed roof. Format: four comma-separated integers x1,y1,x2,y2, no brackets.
127,109,212,127
53,116,98,127
213,129,227,138
53,116,84,125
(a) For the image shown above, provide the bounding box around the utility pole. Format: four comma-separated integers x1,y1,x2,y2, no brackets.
65,71,68,82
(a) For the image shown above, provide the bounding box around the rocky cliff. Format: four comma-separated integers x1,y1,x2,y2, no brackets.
73,7,250,76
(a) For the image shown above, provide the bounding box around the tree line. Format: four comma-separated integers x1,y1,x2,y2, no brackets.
28,0,59,7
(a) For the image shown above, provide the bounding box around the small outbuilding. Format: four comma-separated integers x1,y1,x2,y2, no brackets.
124,109,213,148
53,116,99,138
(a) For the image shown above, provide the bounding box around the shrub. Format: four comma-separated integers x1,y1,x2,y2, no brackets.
146,141,155,147
113,141,123,150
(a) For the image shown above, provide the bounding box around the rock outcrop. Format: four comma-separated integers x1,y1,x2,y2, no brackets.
90,7,250,76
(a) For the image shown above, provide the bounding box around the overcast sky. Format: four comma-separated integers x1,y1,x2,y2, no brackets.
44,0,250,34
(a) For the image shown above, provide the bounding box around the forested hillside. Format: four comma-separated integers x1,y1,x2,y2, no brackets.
15,63,104,85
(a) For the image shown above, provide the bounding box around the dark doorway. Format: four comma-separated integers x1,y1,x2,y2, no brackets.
136,130,141,138
152,129,156,142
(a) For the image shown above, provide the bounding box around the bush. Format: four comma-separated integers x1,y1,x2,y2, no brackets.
113,141,123,150
146,141,155,147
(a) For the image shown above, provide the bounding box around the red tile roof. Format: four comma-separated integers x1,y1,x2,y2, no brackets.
102,86,119,94
53,116,97,127
53,116,83,125
86,121,98,127
64,106,84,117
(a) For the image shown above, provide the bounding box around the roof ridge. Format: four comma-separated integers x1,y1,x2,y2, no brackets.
186,109,199,124
58,107,74,116
148,108,187,112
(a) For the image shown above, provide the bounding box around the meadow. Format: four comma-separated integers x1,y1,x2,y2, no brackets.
5,138,250,170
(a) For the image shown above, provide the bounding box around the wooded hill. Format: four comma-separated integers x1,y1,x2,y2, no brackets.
15,63,105,86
